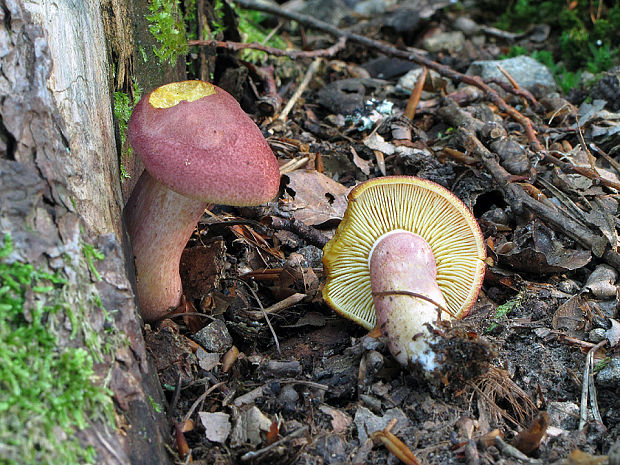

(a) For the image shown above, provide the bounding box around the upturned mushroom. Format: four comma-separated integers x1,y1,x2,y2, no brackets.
125,80,280,321
322,176,486,369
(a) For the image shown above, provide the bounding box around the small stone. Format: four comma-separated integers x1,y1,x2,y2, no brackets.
354,406,409,444
422,31,465,54
361,334,384,351
594,299,618,318
596,356,620,389
199,411,231,444
548,401,580,430
277,384,299,413
196,348,220,371
584,264,618,299
397,68,445,93
453,16,481,35
192,319,233,353
353,0,389,15
558,279,581,294
589,327,607,343
466,56,557,94
534,327,551,338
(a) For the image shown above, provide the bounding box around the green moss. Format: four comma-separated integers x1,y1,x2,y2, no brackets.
236,8,287,63
495,0,619,72
186,0,285,64
0,234,115,465
485,294,524,332
113,81,141,181
148,395,163,413
146,0,189,65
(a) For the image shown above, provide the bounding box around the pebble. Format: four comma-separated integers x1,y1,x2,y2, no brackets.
466,56,557,94
422,31,465,54
547,401,580,430
192,319,233,353
596,356,620,389
584,264,618,299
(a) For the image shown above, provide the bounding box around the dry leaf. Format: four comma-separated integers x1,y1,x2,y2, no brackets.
283,170,349,227
605,319,620,347
552,294,588,336
199,411,231,444
351,146,372,175
511,411,550,455
229,406,273,447
319,404,352,433
564,449,609,465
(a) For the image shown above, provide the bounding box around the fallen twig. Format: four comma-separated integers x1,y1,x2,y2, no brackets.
579,339,608,430
189,36,346,59
371,419,422,465
279,156,312,174
266,215,330,248
494,436,542,464
240,426,309,461
278,57,322,121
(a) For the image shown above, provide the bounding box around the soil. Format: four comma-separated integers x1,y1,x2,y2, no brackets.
142,2,619,463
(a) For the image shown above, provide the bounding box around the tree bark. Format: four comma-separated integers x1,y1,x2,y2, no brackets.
0,0,177,463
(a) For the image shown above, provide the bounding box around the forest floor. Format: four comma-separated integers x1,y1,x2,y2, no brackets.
143,2,620,463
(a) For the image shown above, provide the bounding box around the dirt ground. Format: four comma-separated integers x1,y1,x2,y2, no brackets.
143,2,620,463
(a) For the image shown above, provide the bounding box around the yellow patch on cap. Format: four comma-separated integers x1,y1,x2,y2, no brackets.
149,81,216,109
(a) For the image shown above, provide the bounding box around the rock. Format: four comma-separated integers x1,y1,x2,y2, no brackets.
192,319,233,353
352,0,389,15
594,299,618,318
558,279,581,294
548,402,580,430
199,411,231,444
196,348,220,371
584,264,618,299
589,327,607,343
590,66,620,111
397,67,446,93
466,56,557,94
453,16,481,35
353,406,409,443
596,356,620,389
422,31,465,54
299,0,349,24
277,384,300,413
229,406,273,447
384,7,421,34
318,79,366,114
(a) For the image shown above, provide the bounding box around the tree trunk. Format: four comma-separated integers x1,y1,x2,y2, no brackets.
0,0,180,463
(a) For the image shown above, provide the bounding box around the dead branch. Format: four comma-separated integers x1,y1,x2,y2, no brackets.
188,36,347,59
278,57,322,121
266,215,330,248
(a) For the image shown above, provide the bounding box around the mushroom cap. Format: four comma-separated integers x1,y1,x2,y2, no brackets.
128,80,280,206
322,176,486,330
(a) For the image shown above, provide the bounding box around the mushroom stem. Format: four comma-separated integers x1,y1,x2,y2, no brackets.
369,230,448,369
125,171,207,321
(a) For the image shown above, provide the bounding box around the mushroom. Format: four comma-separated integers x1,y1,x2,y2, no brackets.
125,80,280,321
322,176,486,369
